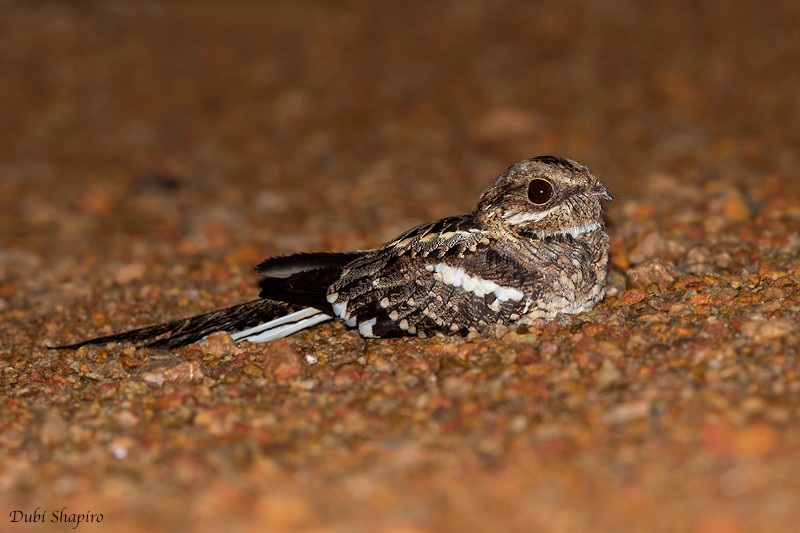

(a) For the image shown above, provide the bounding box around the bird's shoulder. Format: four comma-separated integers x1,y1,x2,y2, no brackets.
382,213,493,260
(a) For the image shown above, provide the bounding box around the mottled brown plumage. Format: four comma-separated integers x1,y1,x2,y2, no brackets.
55,156,611,349
321,155,611,338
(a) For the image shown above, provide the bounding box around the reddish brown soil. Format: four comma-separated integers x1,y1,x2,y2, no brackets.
2,2,800,532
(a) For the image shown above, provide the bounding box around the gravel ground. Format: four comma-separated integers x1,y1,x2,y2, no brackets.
2,1,800,532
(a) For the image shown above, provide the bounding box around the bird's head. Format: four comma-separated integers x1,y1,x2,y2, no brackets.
476,156,611,240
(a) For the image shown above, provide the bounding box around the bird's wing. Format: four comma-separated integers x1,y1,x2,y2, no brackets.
325,214,542,337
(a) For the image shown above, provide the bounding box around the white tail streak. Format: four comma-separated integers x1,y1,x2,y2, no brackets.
231,307,333,343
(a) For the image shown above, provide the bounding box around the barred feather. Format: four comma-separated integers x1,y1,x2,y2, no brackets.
55,155,611,350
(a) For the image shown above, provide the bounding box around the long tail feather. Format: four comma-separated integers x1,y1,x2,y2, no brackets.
53,250,364,350
51,299,323,349
236,312,332,343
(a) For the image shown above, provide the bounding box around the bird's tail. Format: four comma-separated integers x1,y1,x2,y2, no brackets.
52,299,332,349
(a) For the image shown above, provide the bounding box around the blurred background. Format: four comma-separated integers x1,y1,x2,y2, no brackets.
2,1,800,532
2,1,797,258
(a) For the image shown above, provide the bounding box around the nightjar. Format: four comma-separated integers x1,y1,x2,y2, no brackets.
57,156,611,349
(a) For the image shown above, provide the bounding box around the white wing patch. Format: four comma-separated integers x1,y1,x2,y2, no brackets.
327,292,357,327
425,263,524,302
358,317,378,338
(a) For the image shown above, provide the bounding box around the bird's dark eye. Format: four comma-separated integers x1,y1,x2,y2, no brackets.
527,179,553,204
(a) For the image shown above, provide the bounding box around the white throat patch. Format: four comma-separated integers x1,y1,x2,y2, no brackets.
536,220,601,240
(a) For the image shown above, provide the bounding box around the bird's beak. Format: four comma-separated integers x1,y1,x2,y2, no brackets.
592,186,612,201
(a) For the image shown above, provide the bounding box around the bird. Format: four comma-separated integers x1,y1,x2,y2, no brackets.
55,156,611,350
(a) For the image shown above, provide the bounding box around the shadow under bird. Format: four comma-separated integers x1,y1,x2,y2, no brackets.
55,156,612,350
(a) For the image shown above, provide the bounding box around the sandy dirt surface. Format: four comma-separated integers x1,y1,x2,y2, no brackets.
2,1,800,532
